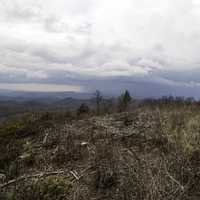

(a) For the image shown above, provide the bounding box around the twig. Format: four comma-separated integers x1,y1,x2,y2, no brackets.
162,157,184,191
70,171,80,180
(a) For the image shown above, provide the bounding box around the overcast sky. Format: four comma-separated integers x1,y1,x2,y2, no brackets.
1,0,200,97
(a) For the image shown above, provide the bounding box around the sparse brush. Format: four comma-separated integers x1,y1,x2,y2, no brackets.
1,105,200,200
1,177,72,200
93,141,119,191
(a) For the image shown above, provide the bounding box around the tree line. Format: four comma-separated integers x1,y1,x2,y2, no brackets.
77,90,132,117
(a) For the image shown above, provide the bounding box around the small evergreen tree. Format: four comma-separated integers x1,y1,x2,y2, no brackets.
118,90,132,112
94,90,103,115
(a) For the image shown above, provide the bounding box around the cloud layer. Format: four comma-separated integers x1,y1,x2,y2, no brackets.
1,0,200,96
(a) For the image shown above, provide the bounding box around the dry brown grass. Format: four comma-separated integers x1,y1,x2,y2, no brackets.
0,106,200,199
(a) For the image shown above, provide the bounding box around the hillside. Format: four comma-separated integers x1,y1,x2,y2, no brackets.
0,91,95,119
0,106,199,199
0,97,92,119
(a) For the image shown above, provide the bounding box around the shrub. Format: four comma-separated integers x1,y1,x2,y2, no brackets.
77,103,90,117
3,177,72,200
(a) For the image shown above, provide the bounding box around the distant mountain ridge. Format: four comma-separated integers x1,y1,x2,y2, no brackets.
0,91,96,119
0,90,93,102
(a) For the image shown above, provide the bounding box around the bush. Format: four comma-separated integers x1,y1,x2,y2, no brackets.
2,177,72,200
77,103,90,117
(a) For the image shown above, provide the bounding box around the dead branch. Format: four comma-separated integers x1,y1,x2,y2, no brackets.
0,170,65,189
0,166,93,189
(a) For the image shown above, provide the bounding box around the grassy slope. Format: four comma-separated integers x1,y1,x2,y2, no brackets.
0,106,200,200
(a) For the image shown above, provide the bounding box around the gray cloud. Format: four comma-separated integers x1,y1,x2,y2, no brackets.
0,0,200,96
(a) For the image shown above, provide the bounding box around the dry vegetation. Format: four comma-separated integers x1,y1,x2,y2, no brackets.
0,104,200,199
